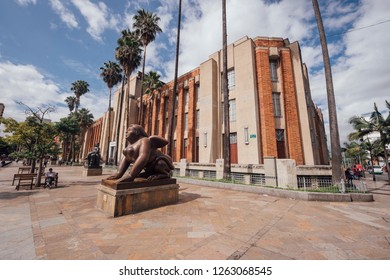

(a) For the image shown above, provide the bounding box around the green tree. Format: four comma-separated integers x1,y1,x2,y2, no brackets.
349,101,390,182
55,116,78,164
115,29,142,131
11,102,57,187
143,71,164,133
70,80,90,111
133,9,162,125
65,96,77,113
74,108,94,162
100,61,122,164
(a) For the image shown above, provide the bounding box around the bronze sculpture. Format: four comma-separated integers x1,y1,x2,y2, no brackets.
107,124,174,183
86,145,101,168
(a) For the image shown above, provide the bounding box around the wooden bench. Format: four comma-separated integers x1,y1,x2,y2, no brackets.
13,173,37,190
18,167,34,174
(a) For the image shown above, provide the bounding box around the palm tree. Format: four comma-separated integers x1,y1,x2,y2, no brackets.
70,80,89,111
349,101,390,182
115,29,142,131
100,61,123,164
143,71,164,132
65,96,77,113
133,9,163,126
312,0,342,184
143,71,164,96
167,0,182,158
222,0,231,179
75,108,94,162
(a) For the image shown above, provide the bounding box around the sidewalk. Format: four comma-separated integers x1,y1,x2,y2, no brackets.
0,163,389,260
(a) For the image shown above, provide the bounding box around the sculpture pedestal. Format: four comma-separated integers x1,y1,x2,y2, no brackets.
83,166,103,176
96,178,179,217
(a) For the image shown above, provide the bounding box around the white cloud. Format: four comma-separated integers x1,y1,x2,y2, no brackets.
0,61,65,121
309,0,390,144
70,0,120,42
49,0,79,29
0,61,107,123
14,0,36,7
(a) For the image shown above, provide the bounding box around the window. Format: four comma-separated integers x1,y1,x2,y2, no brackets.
185,113,188,131
276,129,285,142
229,99,236,122
227,68,235,90
184,89,189,106
270,60,278,82
196,110,200,129
272,92,282,117
195,84,199,102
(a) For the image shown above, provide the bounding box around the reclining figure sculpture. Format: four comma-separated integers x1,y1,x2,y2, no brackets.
106,124,174,183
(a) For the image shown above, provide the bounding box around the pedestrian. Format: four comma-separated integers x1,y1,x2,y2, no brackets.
45,168,57,189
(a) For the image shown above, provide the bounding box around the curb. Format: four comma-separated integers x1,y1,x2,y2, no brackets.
176,177,374,202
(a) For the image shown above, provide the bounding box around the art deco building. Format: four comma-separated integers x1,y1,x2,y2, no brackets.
82,36,329,166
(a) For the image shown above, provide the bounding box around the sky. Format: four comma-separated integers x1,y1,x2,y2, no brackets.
0,0,390,148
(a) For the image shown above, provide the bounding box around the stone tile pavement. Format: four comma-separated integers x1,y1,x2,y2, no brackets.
0,163,389,260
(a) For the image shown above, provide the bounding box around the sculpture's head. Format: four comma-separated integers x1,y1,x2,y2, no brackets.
126,124,149,142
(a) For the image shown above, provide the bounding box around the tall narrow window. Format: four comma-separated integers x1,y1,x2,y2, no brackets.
227,68,235,90
184,89,189,106
229,99,236,122
195,84,199,103
270,60,278,82
184,113,188,131
196,110,200,129
272,92,282,117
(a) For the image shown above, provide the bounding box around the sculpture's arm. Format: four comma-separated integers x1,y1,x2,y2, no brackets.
106,156,130,180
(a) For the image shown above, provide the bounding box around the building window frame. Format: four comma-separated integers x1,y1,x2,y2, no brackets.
272,92,282,117
270,60,278,82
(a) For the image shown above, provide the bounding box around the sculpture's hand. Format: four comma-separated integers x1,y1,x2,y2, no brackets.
117,174,134,183
106,173,121,180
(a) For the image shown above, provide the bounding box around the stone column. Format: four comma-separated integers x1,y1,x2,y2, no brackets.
276,159,297,189
264,156,277,187
180,159,188,177
216,159,224,180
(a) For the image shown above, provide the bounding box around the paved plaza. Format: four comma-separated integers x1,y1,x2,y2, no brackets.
0,162,389,260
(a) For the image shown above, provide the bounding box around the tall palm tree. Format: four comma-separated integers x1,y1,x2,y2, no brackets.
143,71,164,96
143,71,164,132
100,61,123,164
115,29,142,131
70,80,89,111
133,9,162,126
75,108,94,162
222,0,231,179
65,96,77,113
167,0,182,158
312,0,342,184
349,101,390,182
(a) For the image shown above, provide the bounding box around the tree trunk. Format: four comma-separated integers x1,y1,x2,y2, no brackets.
222,0,231,179
167,0,182,157
138,45,147,126
106,88,112,165
114,79,125,166
312,0,342,184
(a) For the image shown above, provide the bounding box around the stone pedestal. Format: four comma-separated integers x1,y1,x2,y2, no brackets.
83,166,103,176
96,178,179,217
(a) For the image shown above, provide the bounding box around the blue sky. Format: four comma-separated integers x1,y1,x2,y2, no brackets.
1,0,390,145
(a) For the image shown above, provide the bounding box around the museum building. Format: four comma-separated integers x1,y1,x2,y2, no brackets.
82,35,329,166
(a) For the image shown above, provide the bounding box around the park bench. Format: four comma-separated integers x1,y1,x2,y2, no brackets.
18,167,34,173
13,173,37,190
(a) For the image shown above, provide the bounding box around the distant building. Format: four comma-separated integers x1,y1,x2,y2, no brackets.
83,36,329,166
